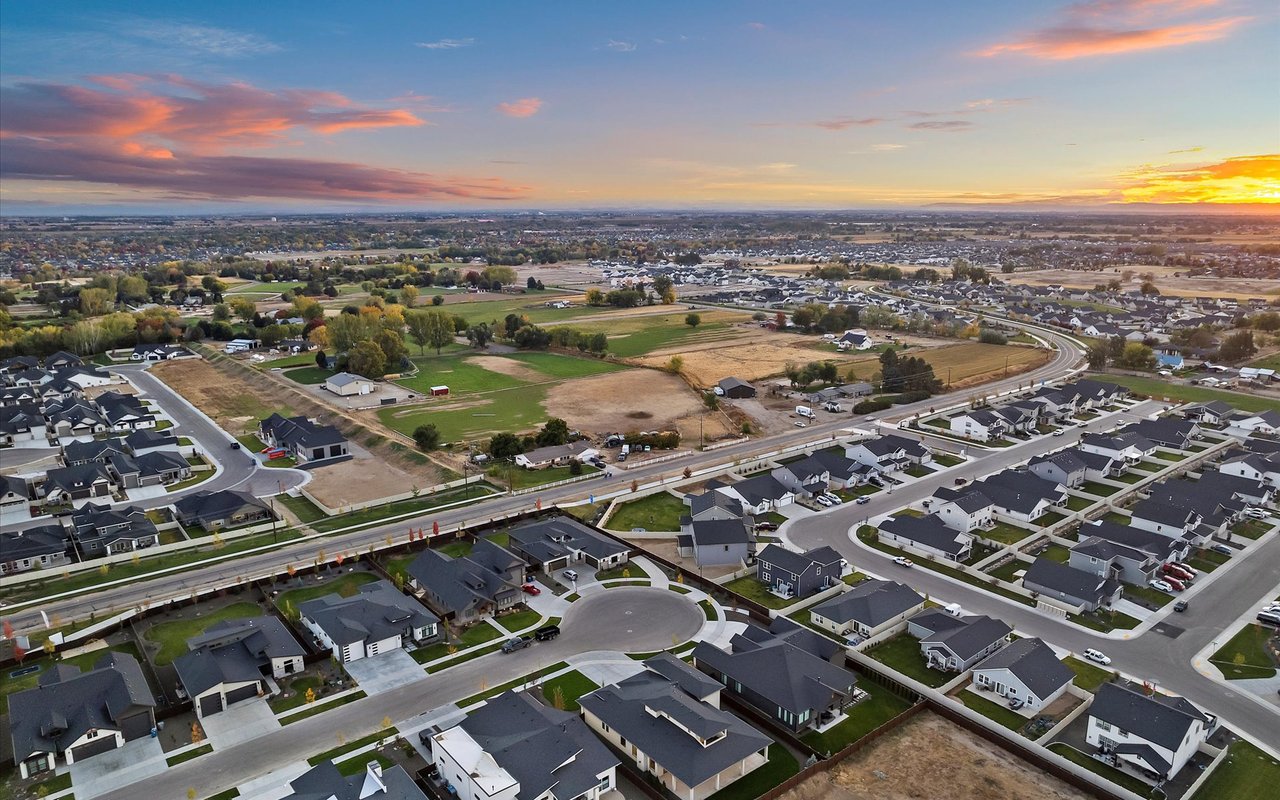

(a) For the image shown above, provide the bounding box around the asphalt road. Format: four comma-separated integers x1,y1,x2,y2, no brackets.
788,405,1280,756
94,587,703,800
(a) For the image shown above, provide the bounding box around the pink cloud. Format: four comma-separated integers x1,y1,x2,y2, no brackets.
496,97,543,118
977,0,1249,59
811,116,883,131
0,75,530,203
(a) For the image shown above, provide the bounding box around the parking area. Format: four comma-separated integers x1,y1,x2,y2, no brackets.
69,736,167,800
200,697,282,749
342,649,427,695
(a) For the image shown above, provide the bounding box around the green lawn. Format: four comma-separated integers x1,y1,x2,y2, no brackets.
865,635,950,688
0,642,144,700
311,484,498,532
572,316,736,358
957,689,1028,732
280,691,366,724
1095,374,1280,414
905,464,936,478
540,670,600,711
503,351,628,380
277,493,328,523
258,352,319,370
276,572,378,611
165,470,216,492
1153,449,1184,462
1041,543,1071,563
800,679,913,755
457,661,569,707
1070,608,1142,633
933,453,964,468
380,383,552,440
27,771,73,797
1192,740,1280,800
495,608,542,632
336,753,394,777
723,576,799,610
1065,495,1095,511
986,559,1029,582
284,367,333,385
1130,460,1161,472
268,675,324,712
982,522,1034,545
1121,582,1173,609
308,727,397,766
167,743,213,766
488,462,599,491
1079,481,1121,497
398,352,535,395
604,491,686,532
412,622,505,664
1113,471,1145,484
699,599,718,620
596,561,649,581
1210,623,1278,680
1063,656,1114,692
145,602,262,665
1047,743,1157,797
706,742,799,800
1232,519,1272,540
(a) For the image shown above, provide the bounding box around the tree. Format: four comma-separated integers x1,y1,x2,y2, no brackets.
977,329,1007,345
229,296,257,323
212,303,231,322
1251,312,1280,331
431,294,444,306
315,349,328,369
584,288,605,306
1139,281,1160,295
79,287,113,316
1117,342,1156,371
537,417,570,447
703,392,719,411
1087,343,1108,371
685,313,701,328
666,355,684,374
413,423,441,451
405,309,454,355
398,285,419,308
488,432,524,459
482,265,518,286
348,339,387,378
374,328,407,368
1219,330,1257,363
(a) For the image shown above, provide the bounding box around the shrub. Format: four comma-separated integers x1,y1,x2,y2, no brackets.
853,398,893,414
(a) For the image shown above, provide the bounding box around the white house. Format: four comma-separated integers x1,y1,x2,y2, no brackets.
1085,681,1214,783
298,580,439,663
949,410,1008,442
1079,432,1156,464
514,441,598,469
930,488,995,533
971,637,1073,714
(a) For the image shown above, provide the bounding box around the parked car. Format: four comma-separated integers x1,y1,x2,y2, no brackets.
1162,563,1194,582
755,521,778,532
815,495,833,507
892,556,914,568
501,636,532,654
534,625,560,641
1164,576,1185,592
1211,544,1233,555
823,492,843,505
1173,600,1189,612
954,478,967,486
1083,648,1112,665
794,421,807,428
562,569,578,582
1171,562,1198,577
855,496,871,505
521,583,541,596
1245,507,1268,519
1148,579,1175,593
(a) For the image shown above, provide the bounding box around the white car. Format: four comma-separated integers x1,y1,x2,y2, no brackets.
823,492,843,505
864,416,877,422
1157,369,1173,377
1244,507,1268,519
1083,648,1112,665
1052,429,1065,437
1149,579,1174,593
892,556,914,568
815,495,833,507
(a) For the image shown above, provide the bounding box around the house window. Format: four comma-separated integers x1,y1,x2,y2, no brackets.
1096,720,1111,732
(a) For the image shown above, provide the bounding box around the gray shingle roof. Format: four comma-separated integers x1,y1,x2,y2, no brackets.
811,579,923,628
756,544,842,577
912,609,1012,660
506,515,629,564
1091,681,1209,755
692,629,856,717
973,637,1073,699
174,616,304,697
299,579,438,646
879,515,971,557
689,518,753,547
1023,558,1118,605
282,760,428,800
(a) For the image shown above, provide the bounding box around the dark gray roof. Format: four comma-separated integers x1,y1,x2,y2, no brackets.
124,429,178,451
1072,536,1152,565
282,760,428,800
260,412,347,450
1081,431,1156,453
8,652,155,763
406,541,523,616
0,524,68,561
684,490,744,519
298,579,438,646
1129,498,1198,528
723,473,792,506
1023,558,1119,605
718,377,753,391
174,490,270,526
932,486,994,513
44,462,114,493
63,437,128,464
506,515,628,564
977,470,1065,513
642,653,721,702
973,637,1073,699
811,579,923,627
1129,418,1197,447
756,544,843,577
579,671,771,789
174,616,304,697
879,515,971,557
692,629,856,717
859,434,927,458
1091,681,1208,755
1028,449,1087,474
689,518,752,547
913,609,1012,660
459,691,619,800
1078,521,1182,560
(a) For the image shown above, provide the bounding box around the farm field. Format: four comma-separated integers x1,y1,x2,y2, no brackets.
1008,266,1280,300
777,711,1089,800
397,350,624,396
566,309,751,358
1093,374,1280,414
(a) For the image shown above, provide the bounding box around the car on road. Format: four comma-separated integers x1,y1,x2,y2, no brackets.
1083,648,1112,665
954,478,967,486
855,496,871,505
1210,544,1233,556
501,636,532,654
1148,579,1175,593
864,416,876,422
521,583,541,596
794,421,807,428
1052,429,1065,437
230,442,241,450
892,556,914,568
1173,600,1189,612
562,569,578,582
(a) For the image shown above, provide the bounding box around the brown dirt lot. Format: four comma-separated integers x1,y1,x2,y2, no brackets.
637,537,741,580
466,355,545,382
779,712,1089,800
542,370,734,441
151,356,449,507
1012,267,1280,299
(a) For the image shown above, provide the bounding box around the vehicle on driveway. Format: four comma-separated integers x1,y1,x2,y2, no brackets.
823,492,843,505
1149,579,1175,593
855,496,870,505
1164,576,1185,592
562,569,578,582
521,583,541,596
1245,507,1268,519
501,636,532,654
1211,544,1233,555
1083,648,1112,665
815,495,833,507
892,556,914,568
534,625,560,641
755,521,778,531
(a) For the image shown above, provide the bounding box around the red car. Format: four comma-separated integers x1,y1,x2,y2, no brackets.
521,583,542,596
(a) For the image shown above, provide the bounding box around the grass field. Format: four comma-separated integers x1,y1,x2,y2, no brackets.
539,670,600,711
1209,623,1277,680
800,679,913,754
1192,740,1280,800
284,367,333,385
276,572,378,611
604,491,686,532
1094,374,1280,414
145,602,261,665
567,311,744,358
381,383,551,440
0,642,144,699
866,634,951,687
1063,656,1114,692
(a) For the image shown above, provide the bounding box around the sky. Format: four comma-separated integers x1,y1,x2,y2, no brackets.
1,0,1277,213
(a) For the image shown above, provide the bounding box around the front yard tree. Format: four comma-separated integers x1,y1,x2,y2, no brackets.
489,432,524,459
467,322,494,349
537,418,570,447
1219,330,1257,363
413,424,441,451
348,339,387,379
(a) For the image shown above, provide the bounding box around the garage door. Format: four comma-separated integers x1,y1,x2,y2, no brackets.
71,735,118,762
199,693,223,716
226,683,259,706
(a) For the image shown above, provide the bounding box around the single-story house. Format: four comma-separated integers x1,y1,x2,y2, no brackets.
971,637,1073,713
299,579,440,663
505,515,630,572
907,609,1012,673
174,490,274,531
174,616,305,718
406,539,526,623
1022,558,1122,612
809,579,924,641
877,514,973,562
514,441,598,469
259,413,349,463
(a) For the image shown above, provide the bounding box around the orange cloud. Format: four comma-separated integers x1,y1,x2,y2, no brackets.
496,97,543,118
1119,153,1280,203
978,0,1249,59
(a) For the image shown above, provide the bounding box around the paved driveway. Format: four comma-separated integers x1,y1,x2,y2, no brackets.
343,649,426,695
201,698,281,749
69,736,166,799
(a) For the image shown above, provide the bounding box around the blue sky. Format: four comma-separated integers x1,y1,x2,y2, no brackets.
1,0,1276,211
